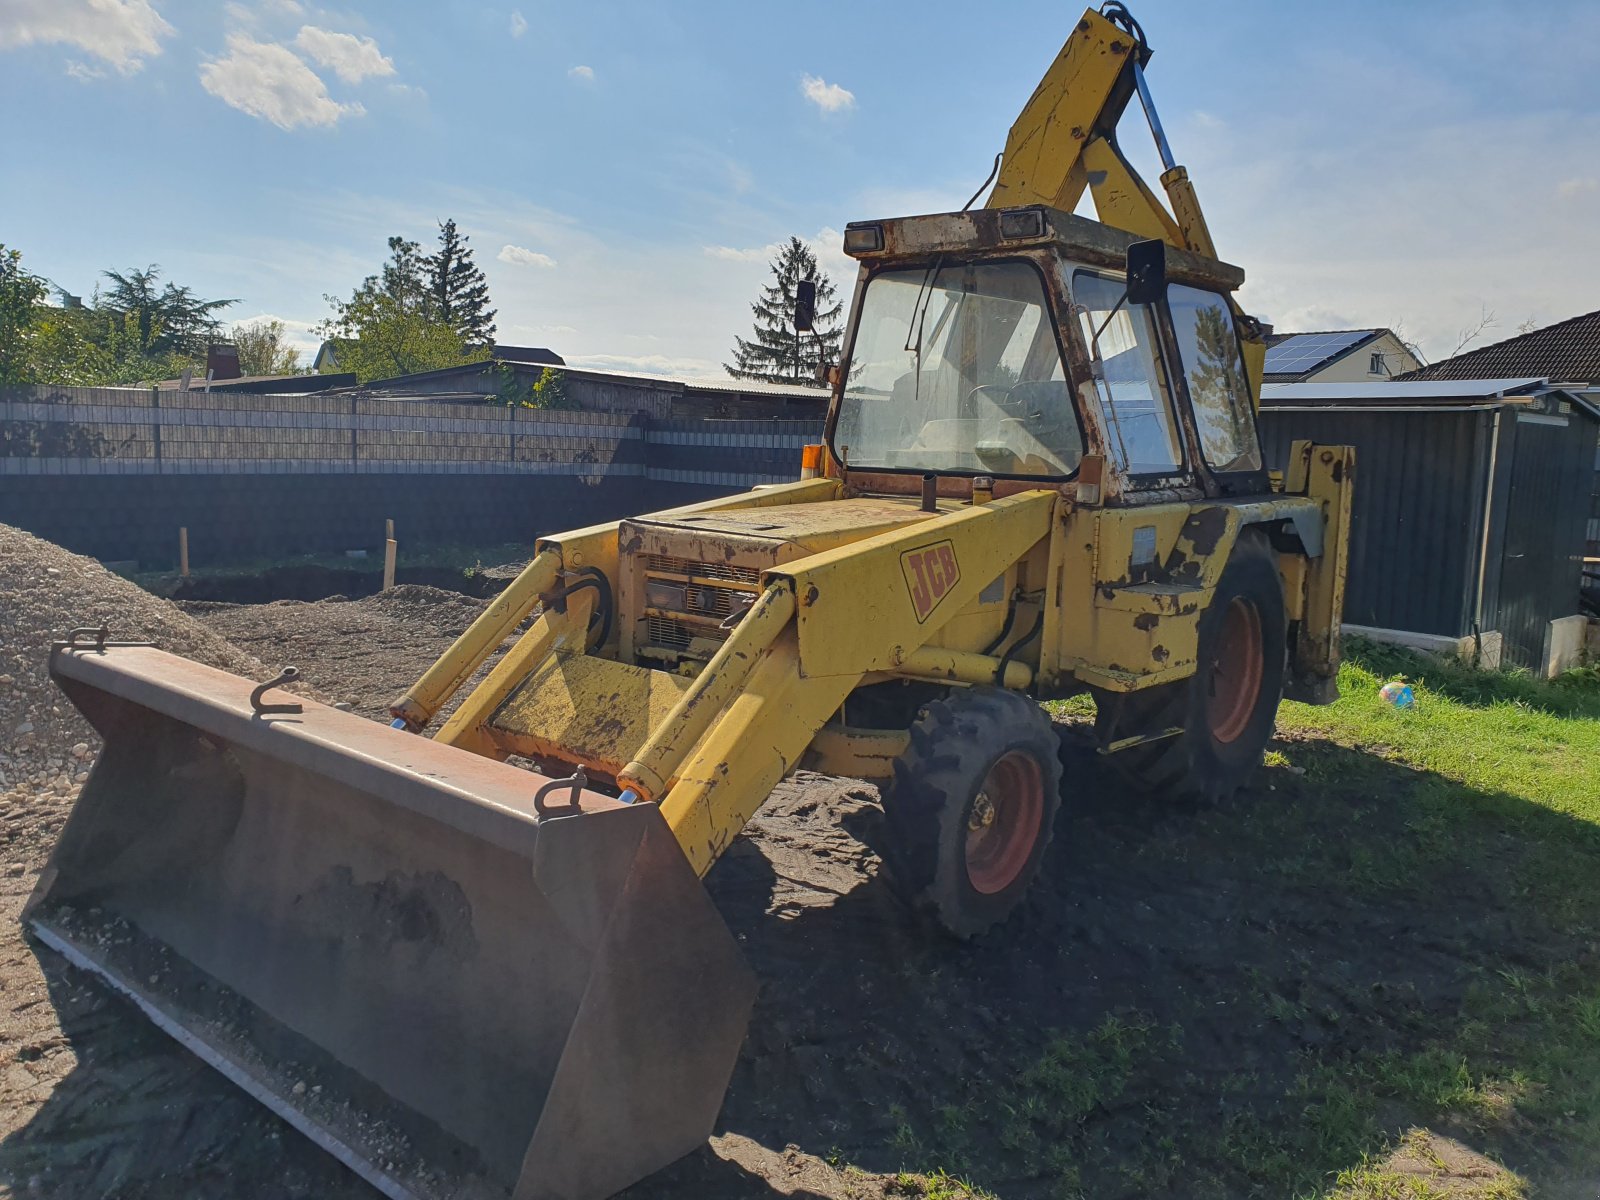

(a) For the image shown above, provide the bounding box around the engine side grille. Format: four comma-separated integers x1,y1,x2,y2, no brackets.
646,615,697,650
638,554,763,657
644,554,761,586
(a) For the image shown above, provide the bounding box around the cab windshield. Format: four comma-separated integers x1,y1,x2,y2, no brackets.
832,261,1081,477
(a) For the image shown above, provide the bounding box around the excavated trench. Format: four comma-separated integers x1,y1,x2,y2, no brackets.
148,562,514,604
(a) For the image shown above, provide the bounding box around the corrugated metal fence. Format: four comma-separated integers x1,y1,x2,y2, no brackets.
0,385,825,564
0,386,822,488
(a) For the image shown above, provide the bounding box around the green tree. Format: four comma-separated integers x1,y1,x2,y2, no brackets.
0,244,48,385
231,319,303,376
373,236,428,307
497,364,573,409
426,219,496,346
321,236,487,382
100,265,236,356
724,237,843,384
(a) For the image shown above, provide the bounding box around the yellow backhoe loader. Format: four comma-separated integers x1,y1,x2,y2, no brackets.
27,5,1352,1198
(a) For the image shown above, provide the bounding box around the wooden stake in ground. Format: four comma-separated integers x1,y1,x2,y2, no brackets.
383,522,397,592
179,527,189,578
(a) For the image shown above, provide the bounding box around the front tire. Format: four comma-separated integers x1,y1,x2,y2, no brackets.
1100,533,1287,802
880,688,1063,939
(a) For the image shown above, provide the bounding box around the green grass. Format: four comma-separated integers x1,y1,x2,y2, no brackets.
1280,639,1600,821
889,640,1600,1199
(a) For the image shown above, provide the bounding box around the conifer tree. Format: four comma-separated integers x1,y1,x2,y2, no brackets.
724,237,842,384
425,219,496,347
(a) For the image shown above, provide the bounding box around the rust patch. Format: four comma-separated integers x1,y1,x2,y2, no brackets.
1152,644,1169,663
1331,460,1345,483
803,584,819,607
1184,507,1229,556
1133,612,1160,632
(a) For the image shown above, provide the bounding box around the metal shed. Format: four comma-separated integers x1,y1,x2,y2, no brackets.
1258,378,1600,676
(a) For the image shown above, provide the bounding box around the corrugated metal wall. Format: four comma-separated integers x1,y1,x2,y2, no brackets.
1258,408,1493,638
1492,410,1596,667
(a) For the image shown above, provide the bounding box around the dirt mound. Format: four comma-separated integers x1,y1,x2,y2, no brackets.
0,524,263,791
178,585,490,722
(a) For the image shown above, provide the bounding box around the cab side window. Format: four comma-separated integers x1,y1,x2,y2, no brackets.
1166,284,1262,473
1073,271,1184,475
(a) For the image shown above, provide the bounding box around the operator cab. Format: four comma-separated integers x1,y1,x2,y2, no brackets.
826,206,1270,503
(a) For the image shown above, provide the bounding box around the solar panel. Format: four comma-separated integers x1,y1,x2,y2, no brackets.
1265,331,1372,375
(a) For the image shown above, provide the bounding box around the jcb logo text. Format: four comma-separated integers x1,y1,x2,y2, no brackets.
901,541,960,623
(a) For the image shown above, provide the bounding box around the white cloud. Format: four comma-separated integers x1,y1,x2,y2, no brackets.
64,59,106,81
509,10,527,38
703,244,769,263
499,244,557,268
200,34,363,130
292,25,393,84
0,0,174,74
568,353,723,378
702,229,853,284
568,64,594,82
1557,178,1598,199
800,73,854,114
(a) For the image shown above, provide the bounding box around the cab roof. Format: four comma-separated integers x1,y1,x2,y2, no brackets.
841,206,1245,294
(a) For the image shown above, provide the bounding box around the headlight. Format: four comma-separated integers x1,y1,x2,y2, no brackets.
843,224,884,254
645,580,688,611
998,208,1046,240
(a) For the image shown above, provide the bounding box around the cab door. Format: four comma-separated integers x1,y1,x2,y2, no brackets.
1162,284,1270,497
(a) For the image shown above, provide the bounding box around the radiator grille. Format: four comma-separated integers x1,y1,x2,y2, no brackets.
644,554,760,585
646,615,697,650
639,554,762,656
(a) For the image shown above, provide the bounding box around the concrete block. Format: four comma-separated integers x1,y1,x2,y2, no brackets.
1545,614,1589,678
1342,623,1502,671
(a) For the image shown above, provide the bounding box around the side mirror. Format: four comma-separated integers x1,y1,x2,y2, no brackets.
793,279,816,332
1125,239,1166,307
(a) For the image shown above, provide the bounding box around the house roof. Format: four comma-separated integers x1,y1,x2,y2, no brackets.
491,345,564,366
350,360,829,403
311,341,563,373
155,371,357,393
1261,378,1548,405
1263,379,1600,424
561,365,827,401
1262,329,1385,380
1399,309,1600,385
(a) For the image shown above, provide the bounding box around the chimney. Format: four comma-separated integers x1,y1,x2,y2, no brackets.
207,342,242,380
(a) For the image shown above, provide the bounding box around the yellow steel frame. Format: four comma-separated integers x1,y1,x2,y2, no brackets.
986,7,1265,399
377,7,1358,887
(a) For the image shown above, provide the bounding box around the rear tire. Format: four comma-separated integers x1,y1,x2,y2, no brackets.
880,688,1062,939
1100,533,1286,802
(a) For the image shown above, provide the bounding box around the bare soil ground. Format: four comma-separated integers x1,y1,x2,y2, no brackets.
0,537,1579,1199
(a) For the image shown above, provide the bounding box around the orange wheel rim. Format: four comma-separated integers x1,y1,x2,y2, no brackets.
1206,597,1263,744
964,751,1045,895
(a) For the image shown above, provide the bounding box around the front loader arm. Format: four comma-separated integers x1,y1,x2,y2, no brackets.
619,492,1058,875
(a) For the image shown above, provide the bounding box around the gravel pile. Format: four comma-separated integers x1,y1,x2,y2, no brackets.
179,585,490,723
0,523,264,796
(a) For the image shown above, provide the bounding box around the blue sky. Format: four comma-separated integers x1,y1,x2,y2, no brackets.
2,0,1597,375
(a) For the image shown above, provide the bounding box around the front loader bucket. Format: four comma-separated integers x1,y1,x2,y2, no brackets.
25,643,756,1200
